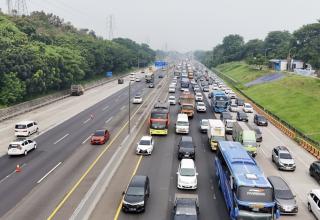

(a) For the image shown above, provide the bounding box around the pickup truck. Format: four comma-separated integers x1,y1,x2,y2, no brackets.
173,193,199,220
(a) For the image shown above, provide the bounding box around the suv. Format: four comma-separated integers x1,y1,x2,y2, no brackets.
307,189,320,219
236,111,248,122
268,176,298,215
70,84,84,96
177,136,195,160
220,112,232,122
122,175,150,213
309,161,320,182
254,114,268,126
272,146,296,171
8,139,37,156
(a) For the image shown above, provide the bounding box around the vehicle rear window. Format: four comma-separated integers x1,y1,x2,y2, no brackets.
238,186,273,203
9,144,20,149
15,124,26,129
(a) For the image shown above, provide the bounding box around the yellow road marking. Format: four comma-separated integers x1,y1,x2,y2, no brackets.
47,85,156,220
113,155,143,220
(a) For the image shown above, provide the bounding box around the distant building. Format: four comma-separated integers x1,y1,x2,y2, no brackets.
269,59,304,71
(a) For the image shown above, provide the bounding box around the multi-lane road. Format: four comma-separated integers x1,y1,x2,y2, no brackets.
0,62,318,220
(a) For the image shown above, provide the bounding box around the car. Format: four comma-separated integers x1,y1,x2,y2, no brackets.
268,176,298,215
202,86,209,92
194,87,200,93
309,161,320,182
225,119,235,135
149,83,154,88
133,95,143,104
253,127,263,142
243,103,254,113
177,159,198,189
181,88,189,93
195,93,203,101
118,78,124,84
200,82,206,87
8,139,37,156
235,98,244,106
220,111,232,122
136,136,154,155
91,129,110,145
15,121,38,137
135,77,141,82
196,102,206,112
307,189,320,219
200,119,209,133
213,85,218,90
168,96,176,105
158,74,164,78
254,114,268,126
272,146,296,171
236,111,248,122
177,136,195,160
173,194,199,219
229,103,239,112
122,175,150,213
228,92,236,99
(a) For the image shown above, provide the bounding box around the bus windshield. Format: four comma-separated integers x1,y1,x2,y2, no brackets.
150,121,167,129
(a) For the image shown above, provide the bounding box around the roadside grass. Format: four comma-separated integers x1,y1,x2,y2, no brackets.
217,61,271,84
216,62,320,143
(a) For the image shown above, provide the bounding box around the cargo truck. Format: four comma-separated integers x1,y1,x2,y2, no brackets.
232,121,258,157
207,119,225,151
179,92,195,118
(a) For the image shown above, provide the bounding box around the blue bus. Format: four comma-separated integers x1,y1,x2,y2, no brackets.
215,141,279,220
181,78,190,88
210,90,229,113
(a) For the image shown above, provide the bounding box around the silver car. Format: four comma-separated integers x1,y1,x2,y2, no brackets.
272,146,296,171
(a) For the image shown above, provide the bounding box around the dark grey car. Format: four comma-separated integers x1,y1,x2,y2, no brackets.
268,176,298,215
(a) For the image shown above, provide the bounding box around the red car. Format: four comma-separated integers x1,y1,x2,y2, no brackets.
91,129,110,145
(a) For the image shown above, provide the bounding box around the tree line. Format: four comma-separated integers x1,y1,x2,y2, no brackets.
195,19,320,70
0,11,156,106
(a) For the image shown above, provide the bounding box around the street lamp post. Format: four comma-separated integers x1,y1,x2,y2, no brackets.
128,80,131,134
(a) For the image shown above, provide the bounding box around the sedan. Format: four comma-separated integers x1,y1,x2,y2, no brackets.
136,136,154,155
8,139,37,156
195,93,203,101
91,129,110,144
243,103,254,113
229,103,239,112
196,102,207,112
177,159,198,190
133,95,143,104
237,111,248,122
254,114,268,126
168,96,176,105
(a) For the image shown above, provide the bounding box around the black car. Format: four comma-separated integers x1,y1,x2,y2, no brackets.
158,74,164,78
173,194,199,220
254,127,263,142
149,83,154,88
118,78,124,84
177,136,195,160
309,161,320,182
220,112,232,122
268,176,298,215
122,175,150,213
254,114,268,126
237,111,248,122
235,98,244,106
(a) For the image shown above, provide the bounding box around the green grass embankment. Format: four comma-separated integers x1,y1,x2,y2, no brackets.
215,62,320,143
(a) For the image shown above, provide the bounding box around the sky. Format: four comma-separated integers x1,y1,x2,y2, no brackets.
1,0,319,52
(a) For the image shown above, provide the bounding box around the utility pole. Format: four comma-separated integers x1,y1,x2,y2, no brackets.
107,15,114,40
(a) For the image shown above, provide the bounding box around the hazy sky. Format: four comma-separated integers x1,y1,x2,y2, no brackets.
1,0,319,52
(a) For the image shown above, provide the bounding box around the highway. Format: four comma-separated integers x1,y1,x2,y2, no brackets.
0,70,165,219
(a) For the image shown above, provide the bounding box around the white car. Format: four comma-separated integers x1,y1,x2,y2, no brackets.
308,189,320,219
177,159,198,189
135,77,141,82
200,119,209,133
196,102,206,112
169,86,176,93
228,92,236,99
8,139,37,156
229,103,239,112
133,95,143,104
195,93,203,101
243,103,254,113
168,96,176,105
136,136,154,155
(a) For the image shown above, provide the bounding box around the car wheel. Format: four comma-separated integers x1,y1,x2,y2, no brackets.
308,202,312,212
24,150,28,156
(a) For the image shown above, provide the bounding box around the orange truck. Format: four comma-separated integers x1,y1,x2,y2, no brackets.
179,92,195,118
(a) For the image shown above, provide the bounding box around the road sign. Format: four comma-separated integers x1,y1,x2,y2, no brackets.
106,71,113,77
155,61,167,68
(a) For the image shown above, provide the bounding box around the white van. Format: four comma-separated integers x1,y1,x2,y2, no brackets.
15,121,38,137
176,114,189,134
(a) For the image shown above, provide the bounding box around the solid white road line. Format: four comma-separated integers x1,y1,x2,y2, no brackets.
54,134,69,145
82,135,92,144
83,118,91,124
0,163,27,184
105,117,113,124
37,162,62,184
102,105,109,111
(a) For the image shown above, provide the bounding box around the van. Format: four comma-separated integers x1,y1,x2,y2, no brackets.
176,114,189,134
15,121,38,137
122,175,150,213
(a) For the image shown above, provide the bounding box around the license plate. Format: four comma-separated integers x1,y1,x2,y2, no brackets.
129,208,136,211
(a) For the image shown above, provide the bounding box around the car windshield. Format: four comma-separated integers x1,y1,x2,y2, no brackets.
275,189,294,200
258,116,266,121
243,141,257,147
177,121,189,126
245,104,252,108
94,130,105,136
240,113,247,117
280,153,292,159
9,144,20,149
139,140,151,145
180,168,195,176
198,103,205,106
126,187,144,196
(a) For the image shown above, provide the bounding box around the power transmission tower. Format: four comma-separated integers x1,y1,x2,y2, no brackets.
7,0,12,15
9,0,28,16
107,15,114,40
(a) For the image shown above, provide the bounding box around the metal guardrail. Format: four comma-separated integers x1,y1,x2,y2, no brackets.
212,68,320,158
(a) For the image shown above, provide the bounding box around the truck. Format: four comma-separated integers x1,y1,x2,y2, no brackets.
70,84,84,96
232,121,258,157
188,71,194,79
145,72,154,83
179,92,195,118
210,90,229,113
207,119,225,151
173,194,199,220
